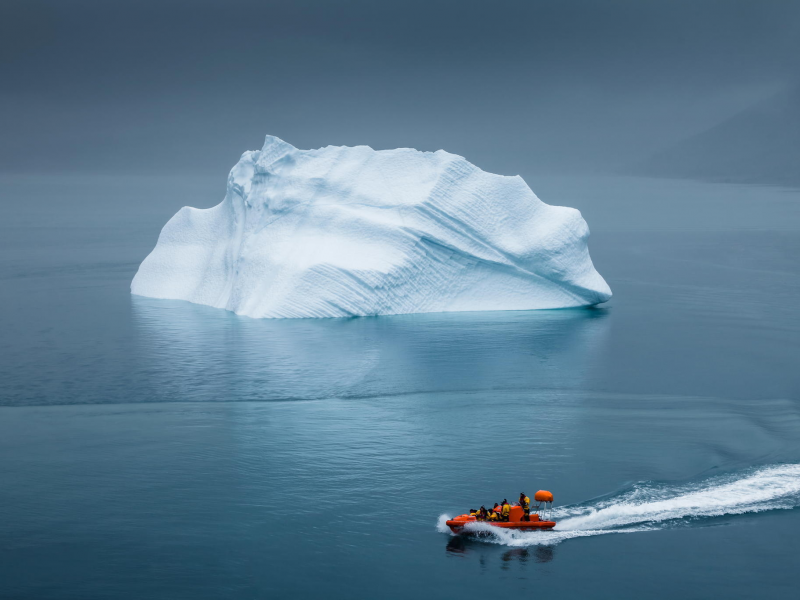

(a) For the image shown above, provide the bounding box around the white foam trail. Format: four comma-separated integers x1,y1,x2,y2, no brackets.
439,464,800,547
557,464,800,530
462,520,645,547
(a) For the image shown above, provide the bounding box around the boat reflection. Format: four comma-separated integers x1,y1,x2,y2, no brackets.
446,536,556,564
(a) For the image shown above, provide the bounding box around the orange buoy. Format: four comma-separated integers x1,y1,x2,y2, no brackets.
534,490,553,502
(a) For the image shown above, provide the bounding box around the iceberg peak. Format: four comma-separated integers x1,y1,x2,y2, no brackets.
132,136,611,318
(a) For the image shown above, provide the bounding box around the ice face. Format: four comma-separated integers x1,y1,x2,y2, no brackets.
131,135,611,318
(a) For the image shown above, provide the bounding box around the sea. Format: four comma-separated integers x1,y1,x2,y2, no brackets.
1,173,799,599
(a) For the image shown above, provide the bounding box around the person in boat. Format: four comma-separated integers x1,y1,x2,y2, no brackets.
488,504,500,521
501,499,511,522
519,492,531,521
476,506,489,521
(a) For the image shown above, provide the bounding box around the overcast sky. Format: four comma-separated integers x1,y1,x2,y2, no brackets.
2,0,798,177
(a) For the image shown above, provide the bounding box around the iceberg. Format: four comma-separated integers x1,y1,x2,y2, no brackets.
131,136,611,318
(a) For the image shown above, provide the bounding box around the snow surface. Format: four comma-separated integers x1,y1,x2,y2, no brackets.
131,136,611,318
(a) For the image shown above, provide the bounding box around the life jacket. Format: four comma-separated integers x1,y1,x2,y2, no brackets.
521,496,530,510
501,503,510,516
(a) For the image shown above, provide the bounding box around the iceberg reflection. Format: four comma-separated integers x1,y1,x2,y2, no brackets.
132,297,609,403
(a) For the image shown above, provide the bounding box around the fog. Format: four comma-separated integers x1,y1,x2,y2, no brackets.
2,0,798,180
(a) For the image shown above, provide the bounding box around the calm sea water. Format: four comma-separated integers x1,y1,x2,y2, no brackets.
1,174,799,599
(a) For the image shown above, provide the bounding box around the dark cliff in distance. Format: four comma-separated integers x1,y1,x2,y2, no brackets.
633,85,800,187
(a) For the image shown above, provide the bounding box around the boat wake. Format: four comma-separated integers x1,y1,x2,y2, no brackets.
437,464,800,547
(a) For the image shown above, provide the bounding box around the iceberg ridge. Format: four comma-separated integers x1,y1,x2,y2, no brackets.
131,135,611,318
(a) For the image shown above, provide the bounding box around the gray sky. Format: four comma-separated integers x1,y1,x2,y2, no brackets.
2,0,798,177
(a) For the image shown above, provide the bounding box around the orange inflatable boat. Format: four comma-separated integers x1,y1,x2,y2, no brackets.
446,490,556,533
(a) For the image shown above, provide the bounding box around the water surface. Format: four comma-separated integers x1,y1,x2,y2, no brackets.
1,174,799,599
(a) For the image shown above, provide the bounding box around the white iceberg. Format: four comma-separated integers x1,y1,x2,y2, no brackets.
131,136,611,318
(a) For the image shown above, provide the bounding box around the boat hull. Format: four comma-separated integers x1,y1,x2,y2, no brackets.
445,517,556,534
